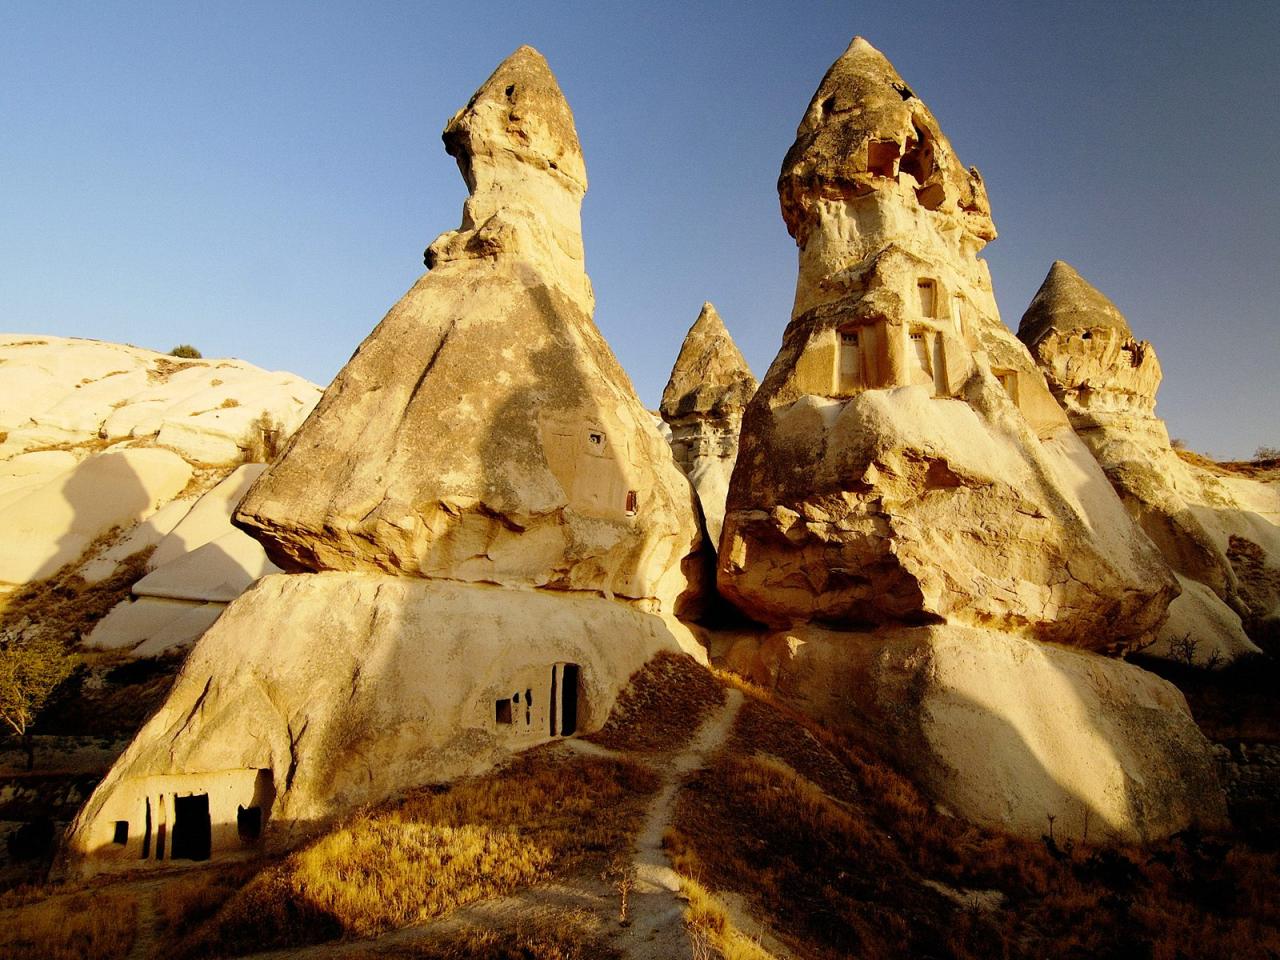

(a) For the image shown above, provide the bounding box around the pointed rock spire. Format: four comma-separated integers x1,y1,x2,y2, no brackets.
660,302,757,420
425,46,590,297
1017,261,1160,413
1017,261,1134,349
235,46,702,612
718,37,1175,649
778,36,994,253
659,302,757,552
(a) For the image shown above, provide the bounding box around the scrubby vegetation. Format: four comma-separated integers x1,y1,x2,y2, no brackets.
160,751,659,958
0,890,137,959
587,650,726,753
668,682,1280,960
168,344,202,359
0,533,162,769
348,913,622,959
241,410,285,463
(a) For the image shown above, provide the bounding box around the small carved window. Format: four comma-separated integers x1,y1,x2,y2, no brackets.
917,279,937,317
841,332,859,346
495,698,513,725
113,821,129,845
909,332,925,341
588,432,603,446
625,490,638,516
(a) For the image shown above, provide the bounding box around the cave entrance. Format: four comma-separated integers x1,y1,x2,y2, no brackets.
170,793,211,861
549,662,580,737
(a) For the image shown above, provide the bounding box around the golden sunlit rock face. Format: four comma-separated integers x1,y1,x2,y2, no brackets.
233,46,703,614
716,37,1228,844
1021,260,1278,667
719,37,1176,650
45,37,1280,888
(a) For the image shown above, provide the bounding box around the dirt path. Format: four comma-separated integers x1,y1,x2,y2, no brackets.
608,687,744,959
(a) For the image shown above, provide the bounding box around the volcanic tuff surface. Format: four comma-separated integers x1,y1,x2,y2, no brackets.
718,37,1176,649
715,36,1224,843
1020,261,1277,666
235,46,702,613
660,302,757,551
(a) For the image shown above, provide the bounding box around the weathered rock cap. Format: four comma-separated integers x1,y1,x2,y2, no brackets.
778,36,994,246
660,302,758,420
1018,260,1134,348
443,44,586,197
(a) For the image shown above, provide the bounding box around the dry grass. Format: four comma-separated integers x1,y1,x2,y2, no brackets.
586,651,725,753
1175,447,1280,480
0,532,153,651
0,890,138,959
678,872,773,960
351,911,622,960
668,686,1280,960
164,750,660,958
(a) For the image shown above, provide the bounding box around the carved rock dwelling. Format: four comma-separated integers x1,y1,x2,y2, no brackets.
65,46,705,875
61,37,1268,873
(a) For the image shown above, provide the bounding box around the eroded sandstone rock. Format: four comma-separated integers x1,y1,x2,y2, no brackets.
727,623,1227,844
0,334,319,466
718,38,1175,649
65,573,703,874
235,47,702,613
1019,262,1273,664
659,302,757,550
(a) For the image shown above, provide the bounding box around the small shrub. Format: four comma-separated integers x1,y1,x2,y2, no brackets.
241,410,285,464
168,344,202,359
1255,445,1280,462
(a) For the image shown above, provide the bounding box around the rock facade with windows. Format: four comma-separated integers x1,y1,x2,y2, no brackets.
718,38,1176,648
717,37,1225,843
1019,261,1277,665
65,46,706,876
659,302,757,552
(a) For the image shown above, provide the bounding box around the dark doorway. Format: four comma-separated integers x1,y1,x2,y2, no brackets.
561,663,580,736
141,799,152,859
171,793,211,861
238,805,262,841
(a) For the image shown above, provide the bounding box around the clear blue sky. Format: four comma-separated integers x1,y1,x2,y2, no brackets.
2,1,1276,458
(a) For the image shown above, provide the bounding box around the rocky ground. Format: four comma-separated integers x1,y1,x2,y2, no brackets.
3,653,1279,960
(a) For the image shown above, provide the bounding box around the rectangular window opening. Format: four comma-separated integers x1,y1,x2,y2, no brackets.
625,490,638,516
112,821,129,846
917,279,937,317
495,698,513,725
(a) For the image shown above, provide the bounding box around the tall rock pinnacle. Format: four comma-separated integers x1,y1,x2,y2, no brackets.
234,46,703,612
1019,261,1268,666
718,38,1176,647
660,302,757,550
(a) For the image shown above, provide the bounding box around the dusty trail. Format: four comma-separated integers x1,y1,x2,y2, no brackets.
608,687,744,959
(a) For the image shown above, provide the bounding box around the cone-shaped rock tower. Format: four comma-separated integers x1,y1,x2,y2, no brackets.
718,38,1177,649
236,47,702,613
660,302,757,550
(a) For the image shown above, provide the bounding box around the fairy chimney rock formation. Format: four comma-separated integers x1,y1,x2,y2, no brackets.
1018,260,1162,426
660,302,758,549
234,46,702,613
718,37,1177,648
1019,262,1269,666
